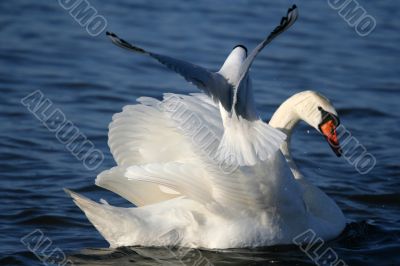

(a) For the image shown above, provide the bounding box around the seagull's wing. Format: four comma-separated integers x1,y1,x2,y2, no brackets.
106,32,233,112
231,5,298,119
237,5,298,89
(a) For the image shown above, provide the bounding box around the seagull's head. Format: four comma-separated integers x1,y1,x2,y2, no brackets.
219,45,248,81
293,91,342,157
232,44,248,59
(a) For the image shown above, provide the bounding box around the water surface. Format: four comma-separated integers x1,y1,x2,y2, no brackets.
1,0,399,265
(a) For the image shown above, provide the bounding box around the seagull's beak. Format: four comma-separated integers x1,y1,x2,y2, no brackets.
319,116,342,157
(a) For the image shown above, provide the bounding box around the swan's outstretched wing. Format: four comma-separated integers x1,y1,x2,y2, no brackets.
93,93,292,213
106,32,233,112
96,166,180,207
105,94,289,212
97,94,222,207
124,147,300,214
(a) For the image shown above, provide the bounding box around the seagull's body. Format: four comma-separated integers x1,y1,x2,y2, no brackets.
105,5,298,166
67,5,346,248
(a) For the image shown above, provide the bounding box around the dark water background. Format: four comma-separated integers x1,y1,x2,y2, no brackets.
1,0,399,265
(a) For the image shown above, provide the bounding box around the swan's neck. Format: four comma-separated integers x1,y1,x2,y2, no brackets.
269,91,336,179
269,96,304,179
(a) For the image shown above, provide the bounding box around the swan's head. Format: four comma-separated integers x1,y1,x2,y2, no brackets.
293,91,342,157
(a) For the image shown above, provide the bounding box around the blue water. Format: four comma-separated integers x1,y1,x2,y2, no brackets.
1,0,399,265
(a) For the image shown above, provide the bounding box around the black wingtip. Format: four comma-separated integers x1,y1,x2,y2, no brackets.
288,4,298,17
106,31,117,38
284,5,297,20
288,4,297,13
287,5,298,16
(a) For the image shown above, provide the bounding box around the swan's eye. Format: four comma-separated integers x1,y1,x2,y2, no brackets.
317,107,340,127
317,107,342,157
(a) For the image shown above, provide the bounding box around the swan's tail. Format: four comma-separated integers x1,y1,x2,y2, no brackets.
64,189,133,247
64,189,189,247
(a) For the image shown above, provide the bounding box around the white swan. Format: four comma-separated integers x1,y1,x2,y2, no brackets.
66,90,345,248
66,5,346,248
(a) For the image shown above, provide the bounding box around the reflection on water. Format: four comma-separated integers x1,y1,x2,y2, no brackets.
68,222,394,265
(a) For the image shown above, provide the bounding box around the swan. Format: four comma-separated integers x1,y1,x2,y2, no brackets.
66,5,346,248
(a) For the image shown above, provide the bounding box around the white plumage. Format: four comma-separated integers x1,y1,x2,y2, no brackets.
67,91,345,248
66,5,346,248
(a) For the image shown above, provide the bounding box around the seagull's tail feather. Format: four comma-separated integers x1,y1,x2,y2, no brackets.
217,118,286,167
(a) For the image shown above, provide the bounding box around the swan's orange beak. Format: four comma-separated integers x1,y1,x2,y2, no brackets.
319,119,342,157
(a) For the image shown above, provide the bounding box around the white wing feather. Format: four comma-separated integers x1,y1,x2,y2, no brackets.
100,93,290,212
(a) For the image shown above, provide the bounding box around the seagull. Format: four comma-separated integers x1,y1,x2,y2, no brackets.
106,5,298,166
